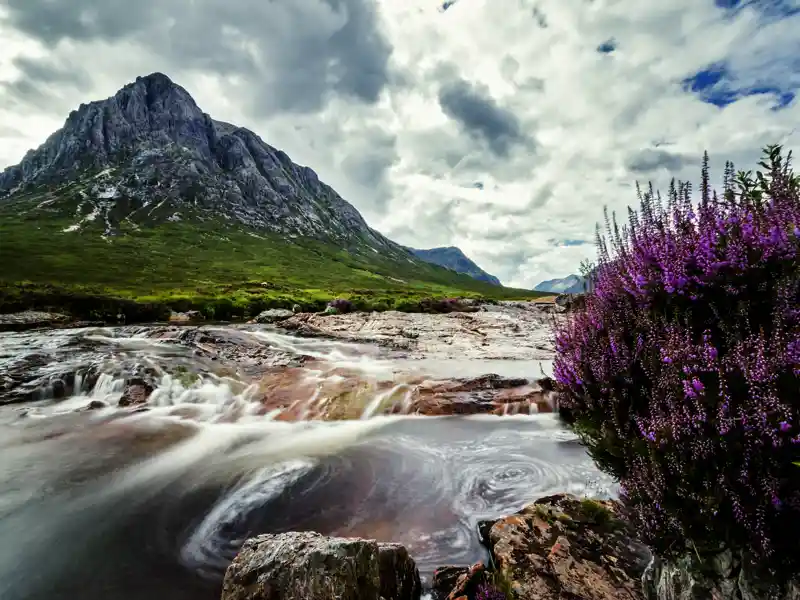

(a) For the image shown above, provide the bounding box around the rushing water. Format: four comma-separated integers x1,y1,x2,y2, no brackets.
0,325,613,600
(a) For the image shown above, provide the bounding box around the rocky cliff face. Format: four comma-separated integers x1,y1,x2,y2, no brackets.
0,72,406,254
409,246,501,286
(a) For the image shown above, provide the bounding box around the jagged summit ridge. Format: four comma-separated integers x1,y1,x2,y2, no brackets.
0,72,395,248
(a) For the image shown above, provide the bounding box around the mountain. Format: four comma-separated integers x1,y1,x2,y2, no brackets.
0,72,404,255
409,247,502,286
0,72,542,317
534,274,588,294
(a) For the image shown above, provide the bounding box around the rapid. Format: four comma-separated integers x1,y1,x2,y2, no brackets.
0,322,613,600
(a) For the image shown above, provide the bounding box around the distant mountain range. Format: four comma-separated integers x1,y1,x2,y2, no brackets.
0,72,537,315
534,274,589,294
408,246,502,286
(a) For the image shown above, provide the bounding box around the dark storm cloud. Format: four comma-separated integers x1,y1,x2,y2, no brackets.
438,78,526,157
340,130,398,192
2,0,392,115
625,148,695,173
1,57,92,110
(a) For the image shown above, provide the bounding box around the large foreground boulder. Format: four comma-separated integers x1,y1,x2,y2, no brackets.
221,531,421,600
477,493,651,600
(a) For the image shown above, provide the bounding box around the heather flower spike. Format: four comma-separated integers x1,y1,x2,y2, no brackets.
553,146,800,572
475,583,507,600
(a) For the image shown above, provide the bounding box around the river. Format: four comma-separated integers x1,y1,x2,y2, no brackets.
0,320,613,600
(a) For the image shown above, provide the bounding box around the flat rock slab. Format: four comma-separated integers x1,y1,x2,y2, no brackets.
222,531,421,600
0,311,71,332
280,301,557,361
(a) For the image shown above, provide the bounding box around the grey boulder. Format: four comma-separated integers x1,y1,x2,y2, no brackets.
221,531,421,600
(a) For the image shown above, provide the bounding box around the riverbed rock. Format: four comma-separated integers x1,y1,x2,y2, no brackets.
478,493,651,600
118,378,154,407
0,311,72,332
432,562,489,600
279,302,557,361
401,374,557,416
256,369,557,421
169,310,204,323
252,308,294,324
221,531,421,600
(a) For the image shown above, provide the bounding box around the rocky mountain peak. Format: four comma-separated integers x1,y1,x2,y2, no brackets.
0,72,403,253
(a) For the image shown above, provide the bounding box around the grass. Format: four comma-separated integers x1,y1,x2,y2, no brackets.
0,189,548,321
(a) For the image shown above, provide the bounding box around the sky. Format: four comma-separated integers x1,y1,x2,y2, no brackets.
0,0,799,288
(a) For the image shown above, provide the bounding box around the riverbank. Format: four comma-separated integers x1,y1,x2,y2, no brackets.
0,281,556,331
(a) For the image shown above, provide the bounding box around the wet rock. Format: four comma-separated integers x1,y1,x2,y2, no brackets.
118,378,154,407
169,310,204,323
141,325,310,375
0,311,71,332
402,375,557,417
255,369,557,422
479,493,651,600
432,562,489,600
643,550,800,600
278,302,557,361
379,543,423,600
69,320,107,329
85,400,107,410
433,565,471,597
221,531,421,600
252,308,294,324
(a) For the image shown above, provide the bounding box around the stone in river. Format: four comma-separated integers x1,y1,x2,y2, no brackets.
222,531,421,600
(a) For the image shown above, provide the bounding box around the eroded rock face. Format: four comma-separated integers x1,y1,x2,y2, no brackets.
221,531,421,600
479,493,651,600
643,551,800,600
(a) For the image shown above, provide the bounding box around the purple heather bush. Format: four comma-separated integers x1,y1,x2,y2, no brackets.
553,146,800,571
475,583,507,600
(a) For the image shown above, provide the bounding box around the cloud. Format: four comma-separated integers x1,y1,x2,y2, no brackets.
1,0,393,115
625,148,696,173
438,77,528,156
1,0,799,289
1,55,92,110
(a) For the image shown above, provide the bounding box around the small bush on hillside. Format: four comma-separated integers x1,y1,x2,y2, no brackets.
554,146,800,570
327,298,353,313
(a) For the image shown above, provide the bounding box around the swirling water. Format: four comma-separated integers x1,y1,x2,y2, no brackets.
0,325,612,600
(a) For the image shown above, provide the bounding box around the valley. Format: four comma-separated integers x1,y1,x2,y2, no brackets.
0,74,545,321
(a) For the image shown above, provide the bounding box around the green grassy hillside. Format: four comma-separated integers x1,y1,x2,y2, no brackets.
0,187,547,321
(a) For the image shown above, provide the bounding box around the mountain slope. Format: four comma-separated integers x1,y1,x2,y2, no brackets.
409,247,502,286
534,274,588,294
0,72,402,255
0,73,544,317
